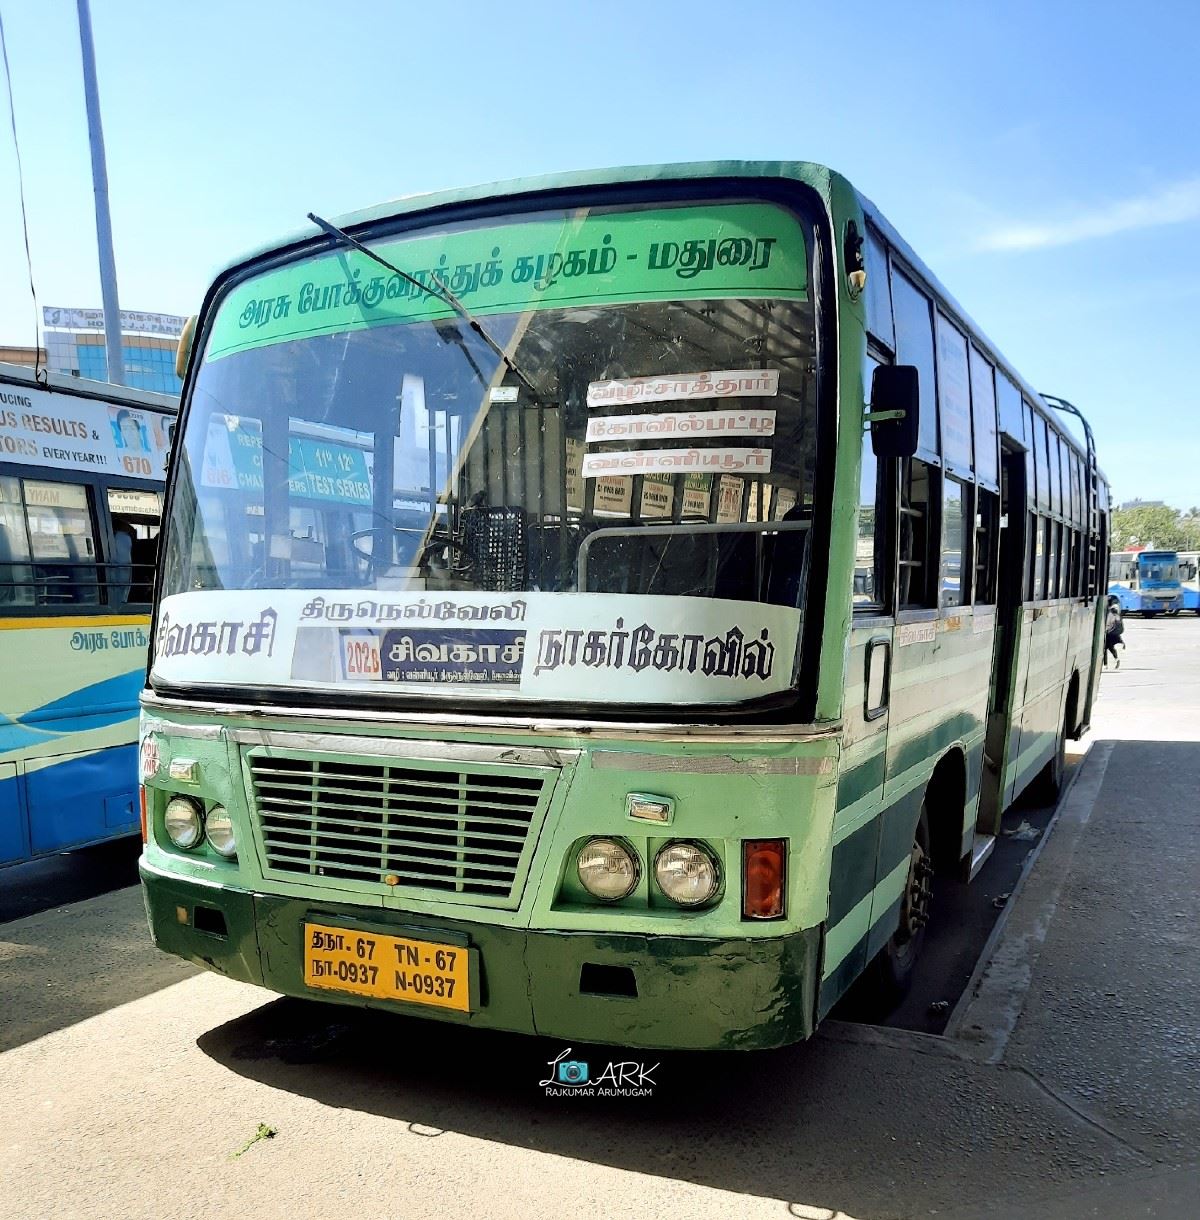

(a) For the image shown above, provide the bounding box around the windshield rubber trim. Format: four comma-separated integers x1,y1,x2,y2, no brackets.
150,176,836,727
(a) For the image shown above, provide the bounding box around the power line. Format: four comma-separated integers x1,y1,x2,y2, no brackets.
0,6,44,383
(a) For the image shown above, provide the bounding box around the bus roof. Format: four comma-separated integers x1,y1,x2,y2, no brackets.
0,360,178,414
197,158,1104,483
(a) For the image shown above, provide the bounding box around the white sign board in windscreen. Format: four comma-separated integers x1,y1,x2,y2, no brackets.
152,589,802,707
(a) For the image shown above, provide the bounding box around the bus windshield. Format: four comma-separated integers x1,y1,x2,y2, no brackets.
1138,555,1179,584
158,197,821,709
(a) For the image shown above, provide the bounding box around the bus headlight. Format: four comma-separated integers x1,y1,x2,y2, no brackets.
577,837,640,901
204,805,237,858
654,841,720,906
163,796,204,850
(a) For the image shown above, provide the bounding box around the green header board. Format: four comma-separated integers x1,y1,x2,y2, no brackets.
205,202,808,362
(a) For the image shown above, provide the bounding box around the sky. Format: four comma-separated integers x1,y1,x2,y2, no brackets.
0,0,1198,506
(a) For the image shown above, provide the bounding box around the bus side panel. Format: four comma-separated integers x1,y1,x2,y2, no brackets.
877,608,992,932
884,611,991,811
1010,606,1070,800
1002,607,1036,806
819,623,892,1015
25,744,139,855
1067,600,1100,734
0,761,29,865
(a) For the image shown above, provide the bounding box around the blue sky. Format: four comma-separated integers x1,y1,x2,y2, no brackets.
1,0,1198,505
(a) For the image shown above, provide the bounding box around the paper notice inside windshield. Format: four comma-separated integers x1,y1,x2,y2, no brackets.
585,408,775,442
580,447,771,478
587,369,778,408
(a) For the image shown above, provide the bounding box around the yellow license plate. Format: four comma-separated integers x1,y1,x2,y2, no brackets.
302,922,471,1012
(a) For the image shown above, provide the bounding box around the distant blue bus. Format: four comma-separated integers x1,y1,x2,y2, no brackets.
1108,549,1183,616
1180,552,1199,613
1,363,176,867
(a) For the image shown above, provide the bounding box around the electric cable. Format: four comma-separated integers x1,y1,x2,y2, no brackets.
0,6,45,383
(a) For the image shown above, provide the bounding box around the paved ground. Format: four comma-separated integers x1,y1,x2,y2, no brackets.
0,616,1197,1219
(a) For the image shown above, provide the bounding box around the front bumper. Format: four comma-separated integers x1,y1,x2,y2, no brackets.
1140,595,1181,612
141,861,819,1051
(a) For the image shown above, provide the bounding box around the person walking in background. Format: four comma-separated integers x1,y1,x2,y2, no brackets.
1104,595,1125,668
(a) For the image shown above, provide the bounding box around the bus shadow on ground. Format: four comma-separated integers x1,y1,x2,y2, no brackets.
0,838,144,926
194,757,1109,1219
0,838,199,1055
197,996,908,1214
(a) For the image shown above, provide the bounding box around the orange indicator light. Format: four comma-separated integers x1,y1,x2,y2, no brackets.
742,839,786,920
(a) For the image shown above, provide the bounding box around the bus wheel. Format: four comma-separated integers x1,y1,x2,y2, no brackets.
868,802,933,1006
1030,720,1067,804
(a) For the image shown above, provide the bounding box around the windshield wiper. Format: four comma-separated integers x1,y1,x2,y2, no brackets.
307,212,540,399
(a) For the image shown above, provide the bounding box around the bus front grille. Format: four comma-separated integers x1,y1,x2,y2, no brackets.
246,752,556,908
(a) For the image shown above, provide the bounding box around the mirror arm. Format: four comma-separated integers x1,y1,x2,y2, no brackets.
863,409,908,427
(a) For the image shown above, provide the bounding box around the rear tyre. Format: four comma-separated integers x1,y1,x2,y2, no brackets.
865,801,933,1009
1029,717,1067,805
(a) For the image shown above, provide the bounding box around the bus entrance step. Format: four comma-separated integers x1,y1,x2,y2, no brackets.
969,833,996,880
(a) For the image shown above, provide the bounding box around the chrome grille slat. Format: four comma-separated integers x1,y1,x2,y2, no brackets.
250,770,542,800
263,841,519,876
254,789,538,819
257,807,529,844
247,751,554,905
265,854,512,888
261,829,522,866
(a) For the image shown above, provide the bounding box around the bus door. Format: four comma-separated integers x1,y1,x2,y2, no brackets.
978,443,1027,836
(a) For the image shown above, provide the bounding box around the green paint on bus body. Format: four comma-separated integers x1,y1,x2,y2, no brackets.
143,160,1107,1050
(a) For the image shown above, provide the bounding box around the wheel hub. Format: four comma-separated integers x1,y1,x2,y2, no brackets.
899,841,934,942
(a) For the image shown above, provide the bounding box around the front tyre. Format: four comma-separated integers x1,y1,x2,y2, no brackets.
866,801,933,1007
1029,711,1068,804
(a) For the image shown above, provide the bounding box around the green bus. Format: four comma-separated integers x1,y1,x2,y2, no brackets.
139,162,1108,1050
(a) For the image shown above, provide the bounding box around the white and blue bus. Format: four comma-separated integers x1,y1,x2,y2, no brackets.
1107,548,1183,616
0,362,176,866
1178,551,1199,613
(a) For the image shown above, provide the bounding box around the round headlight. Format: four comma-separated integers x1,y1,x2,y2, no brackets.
654,841,720,907
163,795,204,850
577,837,640,901
204,805,236,858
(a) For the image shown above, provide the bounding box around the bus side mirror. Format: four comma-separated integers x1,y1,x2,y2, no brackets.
868,365,920,459
175,315,198,381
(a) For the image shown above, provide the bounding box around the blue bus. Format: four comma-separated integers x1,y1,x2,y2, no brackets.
1108,548,1183,616
1,362,176,866
1179,551,1200,613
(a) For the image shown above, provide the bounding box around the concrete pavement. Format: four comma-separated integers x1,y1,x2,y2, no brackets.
0,616,1197,1219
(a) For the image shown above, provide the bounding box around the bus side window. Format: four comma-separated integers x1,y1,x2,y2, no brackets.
106,487,162,606
864,228,895,352
0,475,34,607
856,355,892,614
21,479,100,606
899,458,937,610
974,488,1000,605
1032,516,1048,600
891,271,939,460
940,476,970,609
